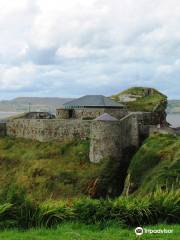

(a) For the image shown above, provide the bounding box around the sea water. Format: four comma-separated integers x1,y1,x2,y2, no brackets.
167,114,180,128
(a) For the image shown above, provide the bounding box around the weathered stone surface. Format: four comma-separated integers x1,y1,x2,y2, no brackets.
56,109,70,119
57,108,128,120
5,109,170,164
89,121,122,163
6,119,91,142
89,114,139,163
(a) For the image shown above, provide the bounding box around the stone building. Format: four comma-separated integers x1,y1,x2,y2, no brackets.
56,95,127,120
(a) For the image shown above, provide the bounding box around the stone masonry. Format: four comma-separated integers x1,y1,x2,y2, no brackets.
56,108,128,120
89,114,139,163
6,119,91,142
3,111,163,163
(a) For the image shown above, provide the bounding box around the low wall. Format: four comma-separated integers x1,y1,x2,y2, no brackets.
6,119,91,142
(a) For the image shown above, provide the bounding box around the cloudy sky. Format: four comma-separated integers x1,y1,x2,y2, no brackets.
0,0,180,99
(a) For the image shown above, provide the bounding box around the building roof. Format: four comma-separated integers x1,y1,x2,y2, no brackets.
95,113,119,121
63,95,124,108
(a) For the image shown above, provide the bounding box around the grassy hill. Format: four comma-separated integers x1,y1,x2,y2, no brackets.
123,134,180,195
0,137,94,201
0,137,125,202
0,134,179,202
0,135,179,232
111,87,167,112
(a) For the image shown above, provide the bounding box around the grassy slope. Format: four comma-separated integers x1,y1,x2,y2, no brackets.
124,134,180,195
111,87,167,112
0,223,179,240
0,137,125,201
0,137,103,201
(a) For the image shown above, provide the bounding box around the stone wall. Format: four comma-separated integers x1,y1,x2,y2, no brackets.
0,123,6,137
89,121,122,163
89,114,139,163
6,119,91,142
6,113,140,162
5,110,165,164
57,108,128,120
132,111,168,142
56,109,70,119
120,114,139,148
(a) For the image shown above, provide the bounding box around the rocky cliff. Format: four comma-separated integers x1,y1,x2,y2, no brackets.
111,87,168,126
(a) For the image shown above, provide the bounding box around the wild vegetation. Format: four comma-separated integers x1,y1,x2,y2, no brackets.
0,137,98,201
0,134,179,236
111,87,167,112
0,188,179,230
0,137,126,201
124,134,180,195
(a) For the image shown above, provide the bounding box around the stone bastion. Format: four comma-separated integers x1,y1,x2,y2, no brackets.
0,111,162,163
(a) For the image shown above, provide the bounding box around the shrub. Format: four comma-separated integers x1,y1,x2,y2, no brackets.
0,189,179,229
149,188,180,224
35,201,74,227
73,198,101,224
14,200,38,229
0,203,16,229
112,196,153,226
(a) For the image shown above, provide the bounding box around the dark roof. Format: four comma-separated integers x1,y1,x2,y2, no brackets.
63,95,124,108
95,113,119,121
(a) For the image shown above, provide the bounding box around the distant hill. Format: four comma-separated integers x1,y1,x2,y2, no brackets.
167,100,180,114
0,90,179,114
0,97,74,113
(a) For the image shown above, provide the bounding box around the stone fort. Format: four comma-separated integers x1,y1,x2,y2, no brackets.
0,95,165,163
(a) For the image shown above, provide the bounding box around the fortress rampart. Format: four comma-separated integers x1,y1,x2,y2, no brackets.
0,111,163,163
6,119,91,142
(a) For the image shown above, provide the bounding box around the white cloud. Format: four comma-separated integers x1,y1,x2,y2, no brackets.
0,0,180,99
56,46,89,59
0,64,36,90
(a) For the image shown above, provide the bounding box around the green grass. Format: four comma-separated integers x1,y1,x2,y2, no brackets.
0,137,125,201
0,137,103,201
0,223,179,240
124,134,180,195
111,87,167,112
0,189,179,229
